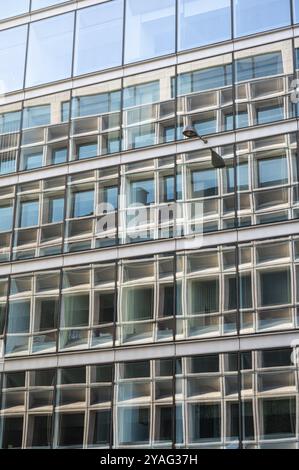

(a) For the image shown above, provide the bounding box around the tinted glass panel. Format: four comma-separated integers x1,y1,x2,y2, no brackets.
0,26,27,93
26,13,74,87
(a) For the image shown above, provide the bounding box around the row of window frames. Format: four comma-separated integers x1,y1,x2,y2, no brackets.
0,269,291,325
1,159,293,232
2,377,298,416
0,102,293,176
1,398,298,448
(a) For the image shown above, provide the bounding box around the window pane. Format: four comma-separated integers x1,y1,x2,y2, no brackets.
260,270,291,306
0,26,27,93
262,398,296,439
256,104,284,125
1,417,23,449
0,205,13,232
26,13,74,87
27,415,52,448
178,0,231,51
19,201,39,227
294,0,299,23
23,105,51,129
118,407,150,445
7,301,31,333
0,1,29,20
234,0,291,37
189,403,221,442
48,198,65,223
130,179,155,205
89,410,111,446
192,169,218,198
72,190,94,218
258,157,288,187
74,1,123,75
62,294,89,327
57,413,84,447
77,143,97,160
125,0,175,63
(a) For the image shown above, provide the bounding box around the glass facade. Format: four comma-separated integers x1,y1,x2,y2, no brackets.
0,347,298,448
0,1,299,91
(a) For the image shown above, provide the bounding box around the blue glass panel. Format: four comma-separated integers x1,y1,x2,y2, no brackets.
20,201,39,227
73,191,94,218
234,0,291,37
125,0,175,63
0,26,27,93
178,0,231,51
74,0,123,75
0,206,13,232
192,169,218,197
26,13,74,87
258,156,288,187
131,179,155,205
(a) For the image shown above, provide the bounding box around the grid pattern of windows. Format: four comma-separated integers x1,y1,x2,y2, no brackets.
0,348,298,448
0,40,296,178
1,132,299,262
0,238,299,357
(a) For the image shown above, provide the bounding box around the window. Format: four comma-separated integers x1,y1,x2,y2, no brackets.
262,349,292,368
124,81,160,108
163,176,175,202
233,0,291,37
178,0,231,51
192,169,218,198
1,417,24,449
48,197,65,223
0,26,27,93
256,104,284,125
124,0,175,64
294,0,299,23
73,91,121,118
89,410,111,446
236,52,283,82
226,163,249,192
225,112,249,131
177,65,232,95
27,415,52,448
227,275,252,309
71,190,94,218
97,293,115,324
23,105,51,129
62,294,89,327
0,205,13,232
262,398,296,439
103,186,118,211
194,118,217,136
26,13,74,87
260,270,291,306
24,151,43,170
125,287,154,321
189,403,221,442
191,355,219,373
228,402,254,440
130,179,155,205
0,111,22,134
191,279,219,314
7,301,31,334
19,200,39,227
258,156,288,187
118,407,150,445
74,1,123,76
57,413,85,447
77,143,97,160
0,1,29,19
52,148,68,165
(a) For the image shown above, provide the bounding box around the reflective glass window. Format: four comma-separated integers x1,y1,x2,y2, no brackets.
124,0,175,63
19,201,39,228
0,1,29,20
233,0,291,37
0,26,27,93
72,190,94,218
26,13,74,87
74,1,123,76
178,0,231,51
31,0,67,9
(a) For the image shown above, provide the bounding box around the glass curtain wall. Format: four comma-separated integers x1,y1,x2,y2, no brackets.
0,348,298,448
